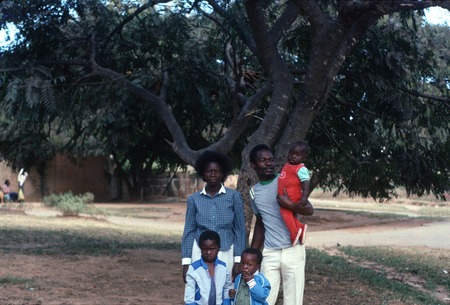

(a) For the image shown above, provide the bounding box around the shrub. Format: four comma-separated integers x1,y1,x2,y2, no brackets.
42,192,98,217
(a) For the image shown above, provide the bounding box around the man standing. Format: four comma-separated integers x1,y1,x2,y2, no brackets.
249,144,314,305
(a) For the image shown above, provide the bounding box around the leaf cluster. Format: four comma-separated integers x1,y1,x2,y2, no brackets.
307,20,450,200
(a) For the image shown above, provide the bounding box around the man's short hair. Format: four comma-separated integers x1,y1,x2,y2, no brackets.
249,144,271,163
199,230,221,248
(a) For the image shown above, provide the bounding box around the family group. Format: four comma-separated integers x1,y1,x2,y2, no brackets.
182,142,314,305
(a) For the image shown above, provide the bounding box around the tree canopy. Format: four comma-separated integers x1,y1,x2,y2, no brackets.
0,0,449,201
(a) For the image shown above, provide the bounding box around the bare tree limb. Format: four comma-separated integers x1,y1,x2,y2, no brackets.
400,87,450,108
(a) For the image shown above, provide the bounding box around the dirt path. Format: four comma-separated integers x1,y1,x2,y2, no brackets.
307,218,450,249
25,202,450,249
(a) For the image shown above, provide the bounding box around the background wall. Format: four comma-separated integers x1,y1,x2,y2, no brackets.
1,156,239,203
1,155,110,202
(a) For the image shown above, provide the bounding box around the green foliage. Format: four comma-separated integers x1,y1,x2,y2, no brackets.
306,20,450,200
0,0,449,201
1,1,249,198
42,192,97,217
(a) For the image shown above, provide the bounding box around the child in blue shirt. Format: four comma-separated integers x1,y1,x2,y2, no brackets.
184,230,233,305
229,248,271,305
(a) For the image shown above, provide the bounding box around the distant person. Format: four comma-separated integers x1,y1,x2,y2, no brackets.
184,230,233,305
229,248,271,305
17,168,28,202
277,141,311,245
2,179,18,202
181,151,246,283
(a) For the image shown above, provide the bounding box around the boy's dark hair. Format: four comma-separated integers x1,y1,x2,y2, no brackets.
290,141,310,155
194,150,233,181
242,248,263,264
199,230,221,248
249,144,271,163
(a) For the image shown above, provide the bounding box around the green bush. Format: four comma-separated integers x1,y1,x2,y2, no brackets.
42,192,98,217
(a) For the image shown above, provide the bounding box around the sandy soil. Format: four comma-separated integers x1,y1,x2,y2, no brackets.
0,202,449,305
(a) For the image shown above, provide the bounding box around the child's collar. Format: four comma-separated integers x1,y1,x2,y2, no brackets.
200,257,218,268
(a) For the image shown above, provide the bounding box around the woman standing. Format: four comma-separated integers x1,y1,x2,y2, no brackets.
181,150,246,283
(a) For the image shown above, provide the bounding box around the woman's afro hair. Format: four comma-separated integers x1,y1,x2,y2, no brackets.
194,150,233,180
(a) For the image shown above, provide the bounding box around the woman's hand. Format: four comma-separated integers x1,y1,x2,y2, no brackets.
182,265,189,283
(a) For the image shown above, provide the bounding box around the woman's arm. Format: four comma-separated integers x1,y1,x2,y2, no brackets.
233,192,247,256
181,197,197,282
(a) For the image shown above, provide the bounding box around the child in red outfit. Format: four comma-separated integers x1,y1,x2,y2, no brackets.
277,141,311,246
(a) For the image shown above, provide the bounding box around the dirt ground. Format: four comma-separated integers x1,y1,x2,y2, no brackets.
0,202,448,305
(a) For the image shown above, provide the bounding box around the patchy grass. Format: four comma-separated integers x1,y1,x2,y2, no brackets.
0,275,37,288
0,214,180,256
1,205,448,305
100,206,170,219
317,208,418,220
306,248,449,305
340,246,450,291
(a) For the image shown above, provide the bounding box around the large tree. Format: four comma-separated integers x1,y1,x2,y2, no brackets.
0,0,449,204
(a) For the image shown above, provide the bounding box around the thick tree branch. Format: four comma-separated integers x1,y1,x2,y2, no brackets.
292,0,330,29
373,1,450,14
87,32,270,165
243,0,294,151
269,2,300,43
90,63,193,160
209,81,272,153
400,87,450,108
341,0,450,15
